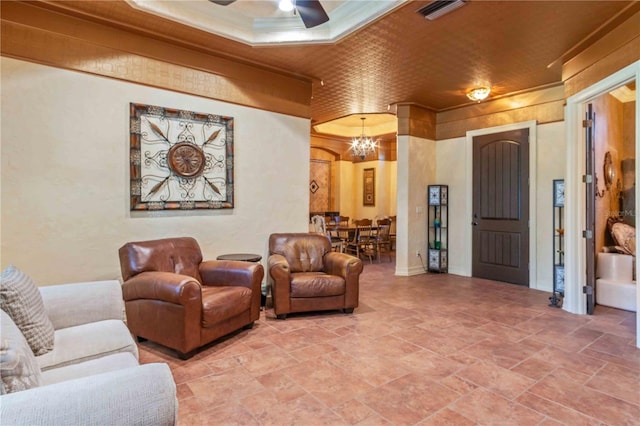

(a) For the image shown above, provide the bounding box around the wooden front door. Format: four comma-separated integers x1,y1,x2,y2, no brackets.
472,128,530,285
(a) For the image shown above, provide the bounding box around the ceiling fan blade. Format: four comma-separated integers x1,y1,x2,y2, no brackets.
208,0,236,5
295,0,329,28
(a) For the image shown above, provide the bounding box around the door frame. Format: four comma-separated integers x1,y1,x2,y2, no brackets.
465,121,538,288
564,61,639,342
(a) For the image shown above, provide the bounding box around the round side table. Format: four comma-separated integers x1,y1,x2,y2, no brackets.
216,253,262,263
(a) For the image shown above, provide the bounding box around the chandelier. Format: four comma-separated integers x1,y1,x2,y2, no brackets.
351,117,377,160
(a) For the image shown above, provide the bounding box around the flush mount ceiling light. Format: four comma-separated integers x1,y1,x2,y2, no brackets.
351,117,377,160
466,86,491,102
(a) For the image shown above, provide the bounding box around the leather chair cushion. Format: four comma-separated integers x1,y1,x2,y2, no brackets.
119,237,203,282
271,235,329,273
290,272,345,298
201,286,252,327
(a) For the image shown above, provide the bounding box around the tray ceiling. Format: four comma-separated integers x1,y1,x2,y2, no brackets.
126,0,407,45
23,1,640,127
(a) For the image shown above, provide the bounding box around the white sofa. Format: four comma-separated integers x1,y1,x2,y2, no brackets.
0,279,177,425
596,253,637,312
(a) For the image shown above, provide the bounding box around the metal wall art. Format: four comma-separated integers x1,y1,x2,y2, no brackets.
129,103,234,210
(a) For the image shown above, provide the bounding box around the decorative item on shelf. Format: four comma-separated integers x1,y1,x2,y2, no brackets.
351,117,377,160
466,86,491,102
553,179,565,207
427,185,448,273
550,179,565,307
428,185,448,206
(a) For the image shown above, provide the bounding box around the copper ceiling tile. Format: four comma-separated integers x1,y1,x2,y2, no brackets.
29,0,637,125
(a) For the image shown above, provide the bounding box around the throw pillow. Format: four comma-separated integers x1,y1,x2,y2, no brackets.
611,222,636,256
0,309,43,394
0,266,54,356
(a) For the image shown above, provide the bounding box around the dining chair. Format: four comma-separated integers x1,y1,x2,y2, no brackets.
374,218,392,262
349,219,377,264
336,215,350,226
324,215,337,226
311,215,343,252
389,215,397,250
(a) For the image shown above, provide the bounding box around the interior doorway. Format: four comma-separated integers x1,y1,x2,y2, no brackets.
587,84,637,314
564,61,639,348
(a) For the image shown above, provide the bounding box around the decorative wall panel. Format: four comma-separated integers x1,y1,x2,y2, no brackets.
310,160,330,213
130,103,234,210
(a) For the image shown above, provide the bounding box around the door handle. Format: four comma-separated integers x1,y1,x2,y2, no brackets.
472,221,478,226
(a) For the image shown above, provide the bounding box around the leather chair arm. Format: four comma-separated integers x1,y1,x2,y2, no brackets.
324,252,363,310
268,254,292,315
323,252,363,278
267,254,290,282
121,271,202,305
199,260,264,290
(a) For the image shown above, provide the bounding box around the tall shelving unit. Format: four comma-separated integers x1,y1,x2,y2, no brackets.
550,179,565,307
427,185,448,273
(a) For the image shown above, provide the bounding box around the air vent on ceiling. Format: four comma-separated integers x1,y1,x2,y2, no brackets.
417,0,466,20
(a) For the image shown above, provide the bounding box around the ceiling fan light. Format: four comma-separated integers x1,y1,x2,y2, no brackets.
279,0,294,12
466,86,491,102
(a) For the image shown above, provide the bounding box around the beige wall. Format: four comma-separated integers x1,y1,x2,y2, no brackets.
1,57,310,285
327,159,397,224
396,135,436,276
436,121,565,291
350,160,396,222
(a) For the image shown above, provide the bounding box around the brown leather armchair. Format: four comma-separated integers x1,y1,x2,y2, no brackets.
118,237,263,359
268,233,363,319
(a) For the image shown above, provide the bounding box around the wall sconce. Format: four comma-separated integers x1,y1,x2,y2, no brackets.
595,151,614,198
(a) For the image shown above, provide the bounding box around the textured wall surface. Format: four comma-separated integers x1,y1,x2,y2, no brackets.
436,121,566,291
1,58,310,285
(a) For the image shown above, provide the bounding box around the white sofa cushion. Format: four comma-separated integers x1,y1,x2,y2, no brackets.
0,310,43,394
0,266,54,356
41,352,138,386
37,320,138,371
1,364,177,426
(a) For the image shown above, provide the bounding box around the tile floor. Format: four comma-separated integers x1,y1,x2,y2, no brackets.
138,257,639,425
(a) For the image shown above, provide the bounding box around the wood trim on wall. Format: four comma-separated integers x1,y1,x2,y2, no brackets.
396,104,436,139
0,1,312,118
563,9,640,93
564,37,640,99
435,85,565,140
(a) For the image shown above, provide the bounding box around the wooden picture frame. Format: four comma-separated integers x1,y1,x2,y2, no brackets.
363,168,375,206
129,103,234,211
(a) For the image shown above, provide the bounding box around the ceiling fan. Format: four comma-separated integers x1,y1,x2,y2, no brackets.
208,0,330,28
